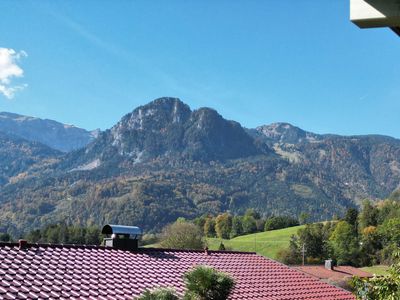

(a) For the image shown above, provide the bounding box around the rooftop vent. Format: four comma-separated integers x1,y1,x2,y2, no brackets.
325,259,334,271
101,224,142,251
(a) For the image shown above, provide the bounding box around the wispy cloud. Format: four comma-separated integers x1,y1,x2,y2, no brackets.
0,48,27,99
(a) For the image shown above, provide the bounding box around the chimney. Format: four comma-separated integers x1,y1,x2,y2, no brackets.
18,239,28,249
101,224,142,251
325,259,334,271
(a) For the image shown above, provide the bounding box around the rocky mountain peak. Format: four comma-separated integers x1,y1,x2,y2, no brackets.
256,122,321,144
117,97,191,132
73,98,260,167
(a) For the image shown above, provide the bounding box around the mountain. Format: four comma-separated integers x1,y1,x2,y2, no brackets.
255,124,400,202
61,97,260,172
0,131,60,185
0,112,98,152
0,97,400,237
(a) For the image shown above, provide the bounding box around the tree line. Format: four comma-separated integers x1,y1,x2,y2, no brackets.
18,223,102,245
192,209,301,240
278,199,400,267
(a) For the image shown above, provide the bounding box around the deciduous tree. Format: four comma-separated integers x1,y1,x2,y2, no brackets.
160,221,204,250
215,213,232,239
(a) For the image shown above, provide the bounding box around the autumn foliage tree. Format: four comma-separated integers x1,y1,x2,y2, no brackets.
215,213,232,239
160,221,204,250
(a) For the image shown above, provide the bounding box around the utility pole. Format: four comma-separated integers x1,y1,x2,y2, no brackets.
254,232,257,253
301,244,306,266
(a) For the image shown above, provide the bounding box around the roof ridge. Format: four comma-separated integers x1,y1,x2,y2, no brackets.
0,242,257,255
0,242,105,249
142,247,257,254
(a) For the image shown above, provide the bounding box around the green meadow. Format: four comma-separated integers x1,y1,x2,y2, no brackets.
207,225,304,260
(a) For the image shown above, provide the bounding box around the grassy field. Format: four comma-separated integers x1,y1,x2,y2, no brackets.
207,225,304,260
360,265,389,276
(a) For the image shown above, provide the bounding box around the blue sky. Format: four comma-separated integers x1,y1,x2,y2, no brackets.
0,1,399,137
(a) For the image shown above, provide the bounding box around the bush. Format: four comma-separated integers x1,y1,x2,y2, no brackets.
276,235,301,265
141,233,159,246
183,266,235,300
352,250,400,299
0,233,11,242
137,288,178,300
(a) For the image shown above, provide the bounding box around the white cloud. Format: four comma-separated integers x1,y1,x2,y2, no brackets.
0,48,27,99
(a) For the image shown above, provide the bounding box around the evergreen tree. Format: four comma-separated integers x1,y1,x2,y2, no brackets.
218,242,226,251
344,207,359,231
359,200,378,230
204,217,216,238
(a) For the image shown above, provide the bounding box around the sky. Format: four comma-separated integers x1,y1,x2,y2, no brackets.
0,1,399,138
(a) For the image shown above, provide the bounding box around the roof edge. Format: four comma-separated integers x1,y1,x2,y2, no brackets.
0,242,257,255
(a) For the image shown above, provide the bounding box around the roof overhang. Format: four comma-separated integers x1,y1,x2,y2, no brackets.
350,0,400,36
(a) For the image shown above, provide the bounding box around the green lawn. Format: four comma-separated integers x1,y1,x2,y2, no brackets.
207,225,304,260
360,265,389,276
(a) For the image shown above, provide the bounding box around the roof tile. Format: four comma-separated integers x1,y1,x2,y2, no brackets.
0,243,355,299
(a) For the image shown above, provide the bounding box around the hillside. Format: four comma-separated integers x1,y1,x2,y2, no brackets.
208,225,304,259
0,132,60,185
1,97,400,237
0,112,98,152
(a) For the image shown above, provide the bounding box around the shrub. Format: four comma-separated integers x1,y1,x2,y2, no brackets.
137,288,178,300
183,266,234,300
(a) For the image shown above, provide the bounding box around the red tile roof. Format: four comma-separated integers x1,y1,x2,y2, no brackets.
0,243,355,300
294,265,373,281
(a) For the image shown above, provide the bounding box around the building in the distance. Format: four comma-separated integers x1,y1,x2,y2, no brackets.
350,0,400,35
294,261,373,290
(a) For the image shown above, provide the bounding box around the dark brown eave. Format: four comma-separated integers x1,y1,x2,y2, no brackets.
391,27,400,36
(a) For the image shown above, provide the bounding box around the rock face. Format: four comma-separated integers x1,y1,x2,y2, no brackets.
255,122,322,144
64,97,260,171
0,112,98,152
1,97,400,236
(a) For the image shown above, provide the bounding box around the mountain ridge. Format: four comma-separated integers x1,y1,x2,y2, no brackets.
0,112,99,152
0,97,399,236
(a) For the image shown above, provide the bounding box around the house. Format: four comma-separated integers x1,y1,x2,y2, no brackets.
293,261,373,290
294,265,372,282
350,0,400,36
0,225,356,299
